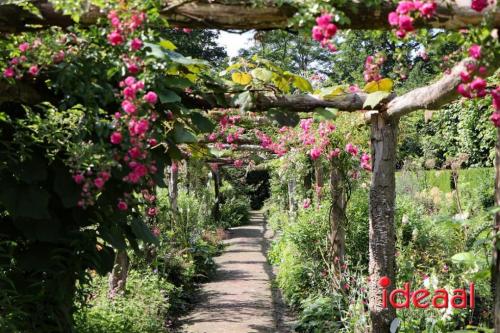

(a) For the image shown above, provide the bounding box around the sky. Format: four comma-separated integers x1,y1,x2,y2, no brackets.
217,31,255,58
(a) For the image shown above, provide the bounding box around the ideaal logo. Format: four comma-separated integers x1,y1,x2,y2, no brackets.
379,276,475,309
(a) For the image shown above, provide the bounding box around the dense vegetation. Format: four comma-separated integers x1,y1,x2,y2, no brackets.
0,0,498,332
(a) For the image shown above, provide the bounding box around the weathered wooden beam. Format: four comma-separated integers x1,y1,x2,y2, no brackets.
0,0,498,33
387,57,499,118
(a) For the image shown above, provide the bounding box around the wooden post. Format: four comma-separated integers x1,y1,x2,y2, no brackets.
212,169,221,222
314,159,324,203
329,161,346,264
368,114,398,332
108,249,129,297
169,162,179,213
288,179,297,213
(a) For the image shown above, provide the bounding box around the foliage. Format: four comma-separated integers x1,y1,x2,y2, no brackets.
74,270,176,333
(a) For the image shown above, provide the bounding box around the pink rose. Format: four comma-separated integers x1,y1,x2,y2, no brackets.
28,65,39,76
130,38,143,51
457,83,471,98
310,147,322,160
73,173,85,184
315,13,332,27
311,26,323,42
470,77,486,91
127,62,140,74
490,111,500,127
52,50,65,63
94,177,105,189
396,1,415,14
117,200,128,211
460,71,471,83
398,15,414,32
471,0,488,12
492,87,500,111
110,131,123,144
345,143,359,156
121,100,137,114
107,30,124,46
388,12,399,26
3,67,14,78
124,76,136,86
468,44,481,59
18,42,30,53
303,198,311,209
143,91,158,104
419,2,437,18
324,23,337,38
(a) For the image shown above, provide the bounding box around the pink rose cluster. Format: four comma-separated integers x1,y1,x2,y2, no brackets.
71,10,160,214
3,39,66,79
311,13,338,52
388,1,437,38
73,170,111,208
364,54,385,83
107,10,146,47
457,45,488,99
453,44,499,127
206,113,246,150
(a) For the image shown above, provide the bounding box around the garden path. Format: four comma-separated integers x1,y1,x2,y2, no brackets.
181,210,294,333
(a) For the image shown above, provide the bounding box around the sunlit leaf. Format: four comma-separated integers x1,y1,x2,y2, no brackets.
363,78,394,93
251,68,273,82
363,91,391,109
293,75,313,92
231,72,253,85
159,39,177,50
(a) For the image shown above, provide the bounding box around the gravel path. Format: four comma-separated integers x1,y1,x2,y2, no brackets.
181,210,295,333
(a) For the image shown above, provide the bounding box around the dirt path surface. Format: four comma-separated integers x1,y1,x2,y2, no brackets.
181,211,295,333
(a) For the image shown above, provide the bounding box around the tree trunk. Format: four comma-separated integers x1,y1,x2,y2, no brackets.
329,162,346,264
169,163,179,213
288,179,297,213
494,128,500,333
212,169,221,222
108,249,129,297
368,114,398,332
315,160,324,203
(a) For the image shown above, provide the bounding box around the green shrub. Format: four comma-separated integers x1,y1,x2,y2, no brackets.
74,270,178,333
219,182,251,228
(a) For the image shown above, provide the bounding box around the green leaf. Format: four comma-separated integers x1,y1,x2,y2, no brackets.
293,75,313,92
172,123,197,143
251,68,273,82
159,39,177,50
451,252,476,266
318,86,345,100
163,77,192,90
157,87,181,104
53,164,80,208
190,112,215,133
234,91,253,112
17,152,47,183
165,50,208,66
363,91,391,109
130,217,158,245
313,108,338,121
144,42,165,58
0,178,50,219
98,223,127,250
